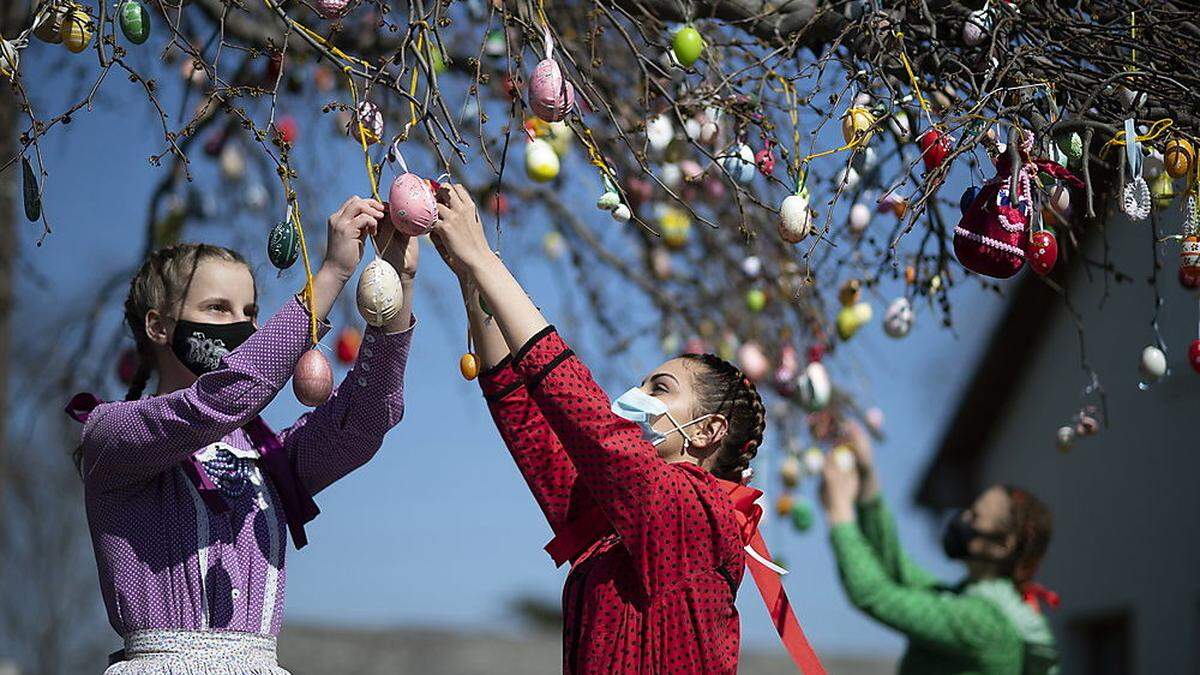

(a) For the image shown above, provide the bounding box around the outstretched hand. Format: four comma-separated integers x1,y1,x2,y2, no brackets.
430,184,492,278
321,196,384,282
820,457,860,526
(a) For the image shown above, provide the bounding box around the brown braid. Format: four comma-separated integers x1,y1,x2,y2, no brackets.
678,353,766,483
1002,485,1053,588
72,243,251,473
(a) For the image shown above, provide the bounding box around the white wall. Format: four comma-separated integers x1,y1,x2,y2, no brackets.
969,206,1199,674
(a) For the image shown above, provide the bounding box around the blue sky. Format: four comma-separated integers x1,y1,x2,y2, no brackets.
18,50,1010,659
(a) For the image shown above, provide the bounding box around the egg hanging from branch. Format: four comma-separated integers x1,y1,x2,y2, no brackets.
779,192,813,243
1139,345,1167,382
645,115,675,152
347,101,384,145
671,25,704,67
1056,132,1084,163
315,0,351,18
720,144,756,184
388,173,439,236
918,129,952,172
528,41,576,122
335,327,362,365
525,138,560,182
797,362,831,412
60,6,93,53
962,9,991,46
658,205,692,249
356,258,404,327
841,107,875,145
1151,172,1175,209
1026,230,1058,276
1164,139,1194,179
118,0,150,44
883,297,913,338
849,203,871,235
293,349,334,406
836,302,873,340
267,219,300,269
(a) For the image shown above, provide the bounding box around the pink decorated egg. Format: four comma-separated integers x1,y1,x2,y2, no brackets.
388,173,439,235
528,58,575,122
737,342,770,382
316,0,351,18
293,349,333,406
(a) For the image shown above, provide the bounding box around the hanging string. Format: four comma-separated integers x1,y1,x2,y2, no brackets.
1100,118,1174,157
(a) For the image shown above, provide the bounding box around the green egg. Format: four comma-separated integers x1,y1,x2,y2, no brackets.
672,26,704,67
119,1,150,45
745,288,766,313
267,219,300,269
790,499,815,532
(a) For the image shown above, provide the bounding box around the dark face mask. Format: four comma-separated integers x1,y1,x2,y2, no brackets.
942,509,1010,561
170,319,256,376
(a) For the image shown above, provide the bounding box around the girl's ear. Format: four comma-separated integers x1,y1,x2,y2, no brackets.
691,413,729,453
145,309,171,347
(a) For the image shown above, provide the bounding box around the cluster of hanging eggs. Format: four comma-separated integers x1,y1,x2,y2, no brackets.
595,177,631,222
835,279,873,341
1054,406,1100,453
29,1,111,56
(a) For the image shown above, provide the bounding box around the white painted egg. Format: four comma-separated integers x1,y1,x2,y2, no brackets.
611,204,632,222
1139,345,1167,380
835,166,860,191
646,114,675,151
1050,184,1070,213
779,194,813,243
802,447,825,475
849,203,871,234
883,297,914,338
741,255,762,278
721,144,756,184
797,361,831,412
356,258,403,326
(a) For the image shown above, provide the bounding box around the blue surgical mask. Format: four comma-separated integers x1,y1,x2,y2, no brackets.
610,386,715,448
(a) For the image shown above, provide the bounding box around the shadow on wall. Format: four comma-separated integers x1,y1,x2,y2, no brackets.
278,623,897,675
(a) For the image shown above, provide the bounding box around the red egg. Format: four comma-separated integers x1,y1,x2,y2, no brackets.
917,129,951,172
117,348,139,385
1179,268,1200,289
335,327,362,365
1190,339,1200,374
275,115,298,144
755,147,775,175
293,349,333,406
1026,230,1058,276
487,190,509,215
806,343,826,363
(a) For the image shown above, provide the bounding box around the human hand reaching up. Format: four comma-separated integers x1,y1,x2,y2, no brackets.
820,457,860,526
838,419,880,502
429,184,493,279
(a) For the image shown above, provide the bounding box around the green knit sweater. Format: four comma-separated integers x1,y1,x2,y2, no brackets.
829,497,1059,675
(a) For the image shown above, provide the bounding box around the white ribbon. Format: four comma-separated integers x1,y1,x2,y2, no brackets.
744,544,789,575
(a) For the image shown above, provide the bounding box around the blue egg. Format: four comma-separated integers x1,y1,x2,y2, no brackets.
960,186,981,214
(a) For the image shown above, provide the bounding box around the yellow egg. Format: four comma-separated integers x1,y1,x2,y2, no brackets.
659,206,692,249
459,353,480,380
1164,139,1194,179
525,139,560,182
841,107,875,145
60,7,93,53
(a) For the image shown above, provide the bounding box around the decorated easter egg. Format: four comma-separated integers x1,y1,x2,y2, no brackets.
742,256,762,278
267,219,300,269
347,101,383,145
779,193,813,243
529,58,575,122
790,498,815,532
484,29,505,57
1055,425,1075,452
962,9,991,46
1026,230,1058,276
960,186,981,215
1056,132,1083,163
755,147,775,176
918,129,951,172
775,494,795,517
388,173,439,236
1049,184,1071,213
1151,172,1175,209
1180,267,1200,290
293,349,334,406
275,116,298,144
721,144,757,184
34,3,68,43
737,342,770,381
1139,345,1167,381
315,0,350,18
460,353,480,380
883,297,913,338
836,302,873,340
118,1,150,44
542,121,573,156
797,362,831,412
841,107,875,145
525,139,560,182
1164,139,1194,179
593,190,619,210
1190,340,1200,374
838,279,862,307
802,447,824,475
849,203,871,235
646,115,675,151
1181,235,1200,279
356,258,404,326
780,455,801,488
612,204,632,222
60,7,93,53
660,163,683,188
335,327,362,364
745,288,767,313
835,166,860,191
659,206,691,249
672,26,704,67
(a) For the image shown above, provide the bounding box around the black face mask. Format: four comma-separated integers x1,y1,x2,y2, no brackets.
942,509,1010,561
170,319,256,376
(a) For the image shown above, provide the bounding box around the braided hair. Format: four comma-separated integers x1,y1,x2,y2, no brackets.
72,243,251,473
678,353,766,483
1001,485,1053,589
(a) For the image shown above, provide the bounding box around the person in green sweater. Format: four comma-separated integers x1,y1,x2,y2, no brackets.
819,422,1060,675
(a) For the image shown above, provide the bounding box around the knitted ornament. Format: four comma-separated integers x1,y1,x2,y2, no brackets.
60,6,93,53
356,258,403,326
315,0,351,18
1164,138,1194,179
720,144,756,184
528,31,575,122
1118,120,1150,221
671,26,704,67
883,297,913,338
293,349,333,406
118,1,150,44
347,101,384,145
525,139,560,182
841,107,875,145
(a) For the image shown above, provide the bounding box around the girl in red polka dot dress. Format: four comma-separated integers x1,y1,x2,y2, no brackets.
66,197,418,673
430,185,824,674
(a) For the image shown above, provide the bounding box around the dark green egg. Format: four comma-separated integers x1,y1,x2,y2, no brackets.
119,1,150,45
22,156,40,222
478,293,492,316
790,499,814,533
267,219,300,269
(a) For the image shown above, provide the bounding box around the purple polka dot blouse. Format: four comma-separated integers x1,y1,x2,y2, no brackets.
76,297,413,638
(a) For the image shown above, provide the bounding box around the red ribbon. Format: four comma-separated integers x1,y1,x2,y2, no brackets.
544,469,826,675
1021,582,1061,612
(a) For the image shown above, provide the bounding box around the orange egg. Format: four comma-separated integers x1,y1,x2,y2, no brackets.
293,349,333,406
775,494,795,517
460,353,480,380
1164,138,1194,179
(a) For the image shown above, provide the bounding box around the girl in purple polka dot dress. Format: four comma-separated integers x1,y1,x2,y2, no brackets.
65,197,417,674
